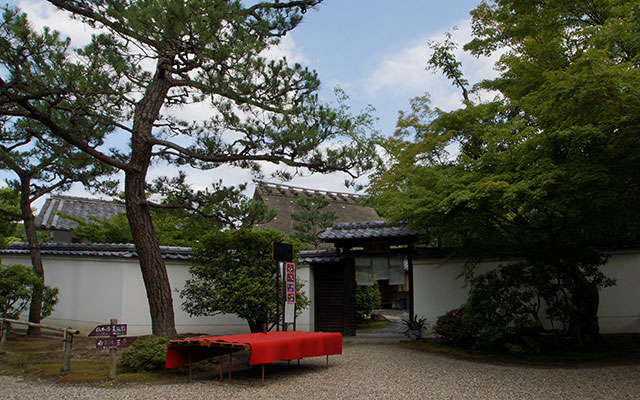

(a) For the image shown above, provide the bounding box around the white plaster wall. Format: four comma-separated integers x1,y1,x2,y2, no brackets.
598,250,640,333
412,259,497,326
1,253,314,336
1,253,125,334
413,253,640,334
295,264,313,332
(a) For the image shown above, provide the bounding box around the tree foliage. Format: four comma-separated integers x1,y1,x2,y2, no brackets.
369,0,640,345
355,282,381,320
67,179,276,246
181,229,308,333
0,1,380,336
291,195,337,249
0,188,20,248
0,264,58,320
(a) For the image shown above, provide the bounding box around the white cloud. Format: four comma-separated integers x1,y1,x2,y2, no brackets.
262,34,309,66
17,0,101,47
7,1,377,205
361,19,502,112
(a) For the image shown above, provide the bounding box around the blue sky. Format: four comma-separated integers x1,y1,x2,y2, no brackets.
5,0,500,205
288,0,495,134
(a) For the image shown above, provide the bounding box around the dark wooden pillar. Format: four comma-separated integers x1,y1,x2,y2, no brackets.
342,255,356,336
408,244,415,321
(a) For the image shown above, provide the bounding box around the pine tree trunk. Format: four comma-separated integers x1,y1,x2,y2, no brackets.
124,56,177,338
125,172,177,338
20,180,43,337
248,320,267,333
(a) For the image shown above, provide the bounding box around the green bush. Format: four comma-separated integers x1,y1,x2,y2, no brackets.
432,307,476,347
0,264,58,319
355,282,381,319
120,336,169,372
463,264,543,353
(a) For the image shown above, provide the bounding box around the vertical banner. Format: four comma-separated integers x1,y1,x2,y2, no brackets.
285,262,296,303
284,262,296,324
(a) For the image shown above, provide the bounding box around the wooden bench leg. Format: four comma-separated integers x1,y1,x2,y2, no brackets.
228,348,232,383
219,355,223,382
188,350,192,382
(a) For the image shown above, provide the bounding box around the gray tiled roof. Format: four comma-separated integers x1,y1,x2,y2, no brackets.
1,242,191,261
318,221,421,241
35,195,126,231
298,249,344,264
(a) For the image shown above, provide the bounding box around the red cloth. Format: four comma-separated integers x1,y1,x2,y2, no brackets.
166,331,342,368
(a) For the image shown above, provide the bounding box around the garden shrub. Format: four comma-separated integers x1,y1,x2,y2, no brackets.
355,282,381,319
120,336,169,372
464,263,544,353
433,307,476,347
0,264,58,319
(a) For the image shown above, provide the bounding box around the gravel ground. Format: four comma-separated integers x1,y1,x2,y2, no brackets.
1,343,639,399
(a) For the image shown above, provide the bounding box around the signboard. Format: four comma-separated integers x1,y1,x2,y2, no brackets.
88,324,127,337
96,336,137,350
285,262,296,304
273,242,293,262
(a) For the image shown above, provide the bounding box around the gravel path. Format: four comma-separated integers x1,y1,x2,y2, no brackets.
1,343,638,399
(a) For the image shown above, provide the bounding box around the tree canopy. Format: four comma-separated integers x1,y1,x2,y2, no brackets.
181,229,308,333
369,0,640,345
0,1,380,337
291,194,337,249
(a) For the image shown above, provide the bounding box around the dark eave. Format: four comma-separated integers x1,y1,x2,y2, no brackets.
1,242,191,261
318,221,422,247
298,248,344,264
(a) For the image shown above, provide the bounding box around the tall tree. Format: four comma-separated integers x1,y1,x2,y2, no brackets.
0,117,115,335
0,2,379,337
291,194,337,249
369,0,640,344
181,229,309,333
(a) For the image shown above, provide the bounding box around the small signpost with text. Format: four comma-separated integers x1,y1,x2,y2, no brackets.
89,319,137,379
284,262,296,327
273,242,295,331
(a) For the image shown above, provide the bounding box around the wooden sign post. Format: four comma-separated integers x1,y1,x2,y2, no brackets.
89,319,137,380
273,242,293,332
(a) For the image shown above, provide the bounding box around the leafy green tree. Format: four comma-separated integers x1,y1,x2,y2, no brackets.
355,282,381,320
0,1,379,337
181,229,308,333
0,188,21,248
0,118,115,335
60,212,133,244
66,178,276,246
370,0,640,345
291,195,337,249
0,264,58,320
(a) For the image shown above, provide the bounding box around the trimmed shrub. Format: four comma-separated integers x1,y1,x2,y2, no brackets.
0,264,58,319
432,307,475,347
355,282,381,319
120,336,169,372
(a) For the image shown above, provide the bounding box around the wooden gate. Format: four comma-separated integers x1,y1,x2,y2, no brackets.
314,260,356,336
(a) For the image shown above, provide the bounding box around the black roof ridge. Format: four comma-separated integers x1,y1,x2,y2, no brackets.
7,242,191,252
47,194,124,205
330,221,401,229
255,180,364,199
2,242,191,261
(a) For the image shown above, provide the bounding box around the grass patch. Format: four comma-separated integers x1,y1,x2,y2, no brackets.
401,334,640,366
0,333,189,385
356,319,392,331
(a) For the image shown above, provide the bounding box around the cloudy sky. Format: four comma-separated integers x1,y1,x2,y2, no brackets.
5,0,501,207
